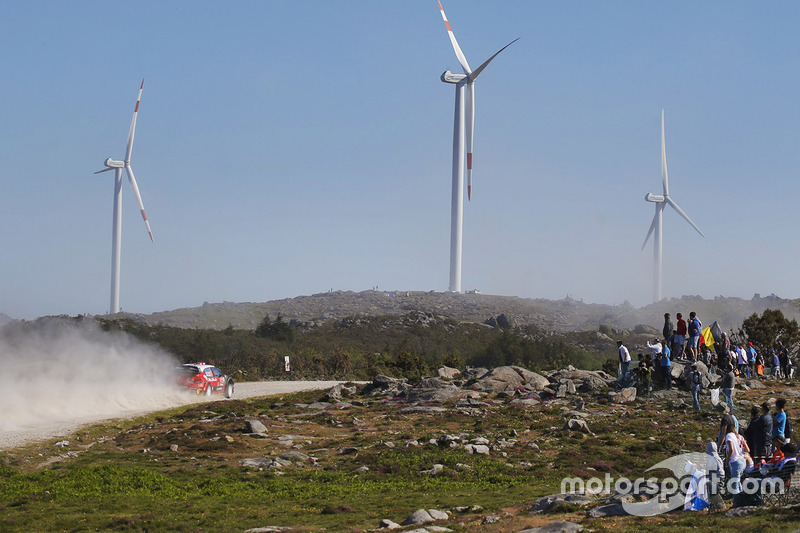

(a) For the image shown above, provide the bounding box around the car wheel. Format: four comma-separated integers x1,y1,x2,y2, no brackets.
225,382,234,399
204,384,213,397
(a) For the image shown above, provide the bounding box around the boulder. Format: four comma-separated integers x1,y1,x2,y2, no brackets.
518,521,584,533
496,314,514,329
465,444,490,455
529,493,594,514
326,384,357,402
436,366,461,379
402,509,435,525
587,503,628,518
472,365,550,392
670,362,685,379
406,377,463,403
462,367,490,380
245,420,268,435
609,387,637,404
362,374,411,398
563,419,592,434
578,375,610,393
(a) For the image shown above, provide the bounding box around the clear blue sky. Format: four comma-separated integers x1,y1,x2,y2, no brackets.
2,1,799,319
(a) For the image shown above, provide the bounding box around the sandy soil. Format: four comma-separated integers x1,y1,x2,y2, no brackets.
1,380,348,451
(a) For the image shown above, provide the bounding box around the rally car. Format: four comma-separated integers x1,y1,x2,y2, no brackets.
176,363,234,398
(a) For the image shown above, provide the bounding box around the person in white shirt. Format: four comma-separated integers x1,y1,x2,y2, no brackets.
618,341,631,385
646,338,662,359
725,421,749,494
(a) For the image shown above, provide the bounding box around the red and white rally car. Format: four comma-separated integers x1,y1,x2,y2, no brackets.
176,363,234,398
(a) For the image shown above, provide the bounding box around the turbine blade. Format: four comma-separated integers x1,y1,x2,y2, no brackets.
94,167,115,174
124,79,145,163
642,210,658,250
467,38,519,82
466,83,474,201
437,0,471,74
665,197,705,239
661,109,669,196
125,165,154,242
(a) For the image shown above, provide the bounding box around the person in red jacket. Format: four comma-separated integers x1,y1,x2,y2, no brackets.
672,312,687,359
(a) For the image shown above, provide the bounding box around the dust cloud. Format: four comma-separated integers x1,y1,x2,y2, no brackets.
0,318,192,438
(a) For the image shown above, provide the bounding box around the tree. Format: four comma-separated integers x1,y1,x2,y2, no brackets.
742,309,799,354
255,314,295,342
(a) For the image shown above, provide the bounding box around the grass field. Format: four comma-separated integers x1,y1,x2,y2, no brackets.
2,383,800,532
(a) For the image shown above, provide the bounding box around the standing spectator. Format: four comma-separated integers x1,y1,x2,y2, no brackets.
688,363,703,410
687,311,701,361
717,411,740,449
674,313,687,358
772,350,782,378
750,402,773,458
743,405,761,454
662,313,673,351
725,421,747,495
755,350,765,377
660,346,673,390
778,342,790,379
736,345,750,378
773,398,787,441
748,342,757,378
618,340,631,386
722,364,736,411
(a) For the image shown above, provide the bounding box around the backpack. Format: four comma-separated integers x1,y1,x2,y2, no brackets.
786,417,792,440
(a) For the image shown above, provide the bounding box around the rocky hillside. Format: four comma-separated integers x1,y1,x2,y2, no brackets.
116,290,800,334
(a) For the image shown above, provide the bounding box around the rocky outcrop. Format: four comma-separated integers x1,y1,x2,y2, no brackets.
471,366,549,392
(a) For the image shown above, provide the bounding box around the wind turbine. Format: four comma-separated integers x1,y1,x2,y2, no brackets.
94,79,154,314
437,0,517,293
642,109,705,303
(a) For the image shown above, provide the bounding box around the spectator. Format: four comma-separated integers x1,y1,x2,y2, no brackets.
773,398,787,440
617,340,631,386
772,350,782,378
743,405,761,454
725,421,747,495
660,346,673,390
717,411,740,450
736,345,750,378
722,364,736,411
705,441,725,498
687,311,701,361
688,363,703,410
749,402,773,458
673,313,687,358
662,313,673,350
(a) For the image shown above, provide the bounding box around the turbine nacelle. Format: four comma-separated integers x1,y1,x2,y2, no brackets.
645,193,665,203
104,158,124,168
441,70,467,84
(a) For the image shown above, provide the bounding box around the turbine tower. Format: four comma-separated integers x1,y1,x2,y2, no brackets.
95,79,154,314
642,109,705,302
437,1,517,293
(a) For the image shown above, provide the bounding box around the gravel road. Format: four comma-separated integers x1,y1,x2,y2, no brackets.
1,380,349,451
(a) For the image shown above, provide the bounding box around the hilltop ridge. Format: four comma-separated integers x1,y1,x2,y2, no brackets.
112,290,800,333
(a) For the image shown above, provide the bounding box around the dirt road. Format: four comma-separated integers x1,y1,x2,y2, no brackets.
1,380,348,451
